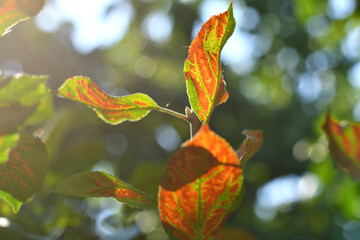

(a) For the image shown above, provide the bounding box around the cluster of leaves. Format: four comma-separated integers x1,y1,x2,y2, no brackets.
0,0,50,214
2,0,360,239
0,73,51,212
0,2,263,239
54,4,263,239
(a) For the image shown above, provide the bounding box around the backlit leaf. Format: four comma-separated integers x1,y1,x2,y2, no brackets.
0,74,49,106
58,76,160,125
159,124,243,240
237,130,263,167
322,111,360,181
0,0,45,36
52,171,157,209
0,74,53,128
0,190,22,213
0,133,18,164
184,3,235,122
0,131,48,210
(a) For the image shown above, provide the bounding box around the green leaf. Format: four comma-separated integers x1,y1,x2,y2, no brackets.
0,0,45,36
159,124,244,240
184,3,235,122
236,130,263,167
58,76,160,125
0,190,22,213
0,74,49,106
322,111,360,181
0,131,48,211
0,133,19,164
0,74,53,128
52,171,157,209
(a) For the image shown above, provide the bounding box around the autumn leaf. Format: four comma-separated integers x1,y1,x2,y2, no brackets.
0,131,48,212
184,3,235,122
237,130,263,167
58,76,161,125
0,0,45,36
52,171,157,209
159,124,244,240
322,111,360,181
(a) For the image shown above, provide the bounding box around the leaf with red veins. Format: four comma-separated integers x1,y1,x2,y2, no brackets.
184,3,235,122
58,76,160,125
52,171,157,209
159,124,244,240
0,131,48,212
323,111,360,181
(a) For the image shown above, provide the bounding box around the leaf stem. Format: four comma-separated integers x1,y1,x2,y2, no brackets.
186,107,202,138
157,106,190,123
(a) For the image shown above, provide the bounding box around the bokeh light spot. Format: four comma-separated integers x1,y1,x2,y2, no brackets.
142,12,173,44
154,124,181,152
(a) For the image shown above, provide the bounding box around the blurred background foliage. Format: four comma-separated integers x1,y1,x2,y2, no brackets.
1,0,360,239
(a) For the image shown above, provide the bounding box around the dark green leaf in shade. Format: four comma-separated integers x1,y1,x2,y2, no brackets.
52,171,157,209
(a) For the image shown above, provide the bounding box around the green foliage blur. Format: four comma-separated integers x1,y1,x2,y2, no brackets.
1,0,360,239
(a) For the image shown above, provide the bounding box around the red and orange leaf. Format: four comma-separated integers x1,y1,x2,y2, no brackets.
0,131,48,205
159,124,243,240
58,76,160,125
184,3,235,122
237,130,263,167
322,111,360,181
0,0,45,36
52,171,157,209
